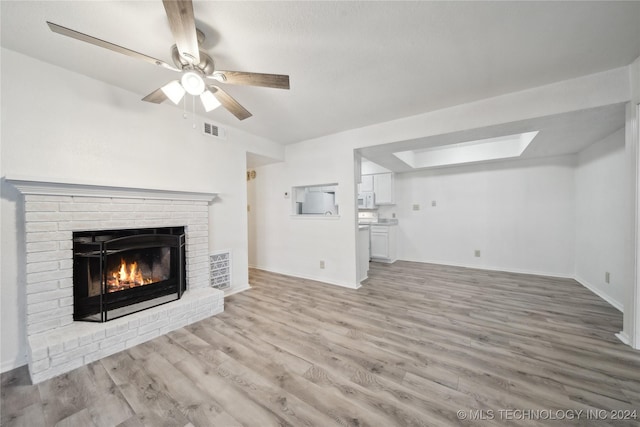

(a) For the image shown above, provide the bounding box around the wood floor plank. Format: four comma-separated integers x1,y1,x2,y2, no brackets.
0,365,41,426
0,402,46,427
2,261,640,426
37,369,94,425
241,275,625,412
54,408,97,427
189,318,400,427
213,348,347,427
100,351,194,427
138,350,243,427
172,351,293,427
225,306,467,426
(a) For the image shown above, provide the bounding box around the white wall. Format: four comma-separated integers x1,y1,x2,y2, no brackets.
386,156,576,276
574,128,628,310
0,48,283,371
625,56,640,347
361,159,391,175
247,162,257,269
249,141,359,288
249,67,630,292
381,130,630,296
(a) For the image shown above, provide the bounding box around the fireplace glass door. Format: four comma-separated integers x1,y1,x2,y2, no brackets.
73,227,185,322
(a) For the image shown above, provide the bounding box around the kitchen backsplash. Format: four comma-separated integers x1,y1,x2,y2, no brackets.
376,204,396,219
358,211,378,223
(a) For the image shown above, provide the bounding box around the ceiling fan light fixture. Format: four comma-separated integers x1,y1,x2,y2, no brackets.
47,1,289,121
181,71,205,96
161,80,185,104
200,90,221,112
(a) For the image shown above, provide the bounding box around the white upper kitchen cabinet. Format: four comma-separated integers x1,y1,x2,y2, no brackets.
358,173,394,205
358,174,374,193
373,173,394,205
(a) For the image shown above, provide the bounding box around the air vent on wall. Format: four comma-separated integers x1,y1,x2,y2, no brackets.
203,122,227,139
210,250,231,290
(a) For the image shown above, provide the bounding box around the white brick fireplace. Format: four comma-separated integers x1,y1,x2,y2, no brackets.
7,177,224,383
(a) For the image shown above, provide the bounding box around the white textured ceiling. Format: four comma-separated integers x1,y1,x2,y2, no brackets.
1,1,639,147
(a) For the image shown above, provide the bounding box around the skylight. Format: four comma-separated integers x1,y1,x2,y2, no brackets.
393,131,539,169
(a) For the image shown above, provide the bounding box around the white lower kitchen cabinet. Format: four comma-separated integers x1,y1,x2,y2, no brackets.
370,224,397,263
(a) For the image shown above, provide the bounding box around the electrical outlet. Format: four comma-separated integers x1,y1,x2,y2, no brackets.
605,272,610,284
474,250,481,257
412,204,420,211
432,200,437,207
320,260,325,269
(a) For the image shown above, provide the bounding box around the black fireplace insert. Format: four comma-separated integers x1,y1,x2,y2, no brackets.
73,226,186,322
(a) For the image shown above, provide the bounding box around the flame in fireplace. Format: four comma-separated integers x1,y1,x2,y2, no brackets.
107,259,153,292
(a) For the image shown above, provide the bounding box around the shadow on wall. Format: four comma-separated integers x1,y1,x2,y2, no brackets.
1,178,27,369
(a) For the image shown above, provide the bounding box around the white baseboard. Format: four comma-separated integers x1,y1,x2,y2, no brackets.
615,331,631,345
249,265,360,290
573,275,623,312
224,284,251,297
250,260,574,291
1,356,27,374
399,257,575,279
370,257,396,264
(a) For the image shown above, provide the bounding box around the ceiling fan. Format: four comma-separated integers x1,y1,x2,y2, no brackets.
46,0,290,120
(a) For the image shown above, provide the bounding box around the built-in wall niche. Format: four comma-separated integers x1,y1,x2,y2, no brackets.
292,183,339,216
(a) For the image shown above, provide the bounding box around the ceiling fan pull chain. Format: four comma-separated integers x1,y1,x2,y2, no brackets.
183,94,187,120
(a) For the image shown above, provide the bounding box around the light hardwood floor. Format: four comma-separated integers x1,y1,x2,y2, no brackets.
2,261,640,426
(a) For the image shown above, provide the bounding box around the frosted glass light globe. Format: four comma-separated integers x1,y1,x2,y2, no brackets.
181,71,205,96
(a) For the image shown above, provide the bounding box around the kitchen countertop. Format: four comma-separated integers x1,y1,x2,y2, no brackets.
359,218,399,225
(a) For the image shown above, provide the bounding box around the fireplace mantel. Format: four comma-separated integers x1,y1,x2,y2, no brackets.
5,175,218,202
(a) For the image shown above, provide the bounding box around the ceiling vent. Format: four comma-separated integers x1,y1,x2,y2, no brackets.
203,121,227,139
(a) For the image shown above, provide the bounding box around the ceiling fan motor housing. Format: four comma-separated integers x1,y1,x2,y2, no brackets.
171,28,215,75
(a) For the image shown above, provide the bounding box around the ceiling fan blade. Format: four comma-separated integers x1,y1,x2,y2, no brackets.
162,0,200,65
210,71,290,90
208,86,252,120
46,22,180,72
142,88,168,104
